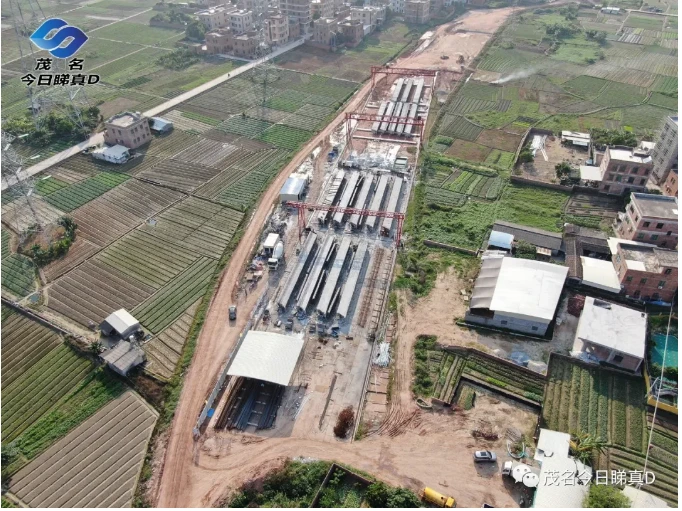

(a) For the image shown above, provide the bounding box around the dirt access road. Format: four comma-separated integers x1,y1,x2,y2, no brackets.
156,8,516,507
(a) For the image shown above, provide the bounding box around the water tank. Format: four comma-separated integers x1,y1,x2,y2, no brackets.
273,241,284,260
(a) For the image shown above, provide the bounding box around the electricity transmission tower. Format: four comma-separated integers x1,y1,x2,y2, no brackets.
1,131,41,236
250,58,280,119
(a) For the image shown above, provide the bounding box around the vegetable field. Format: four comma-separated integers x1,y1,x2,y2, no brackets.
444,170,504,200
2,253,36,298
9,391,158,508
1,344,92,442
543,356,678,505
1,311,62,389
42,172,129,212
259,125,313,151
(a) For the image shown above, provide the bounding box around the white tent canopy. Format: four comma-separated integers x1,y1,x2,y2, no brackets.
227,331,305,386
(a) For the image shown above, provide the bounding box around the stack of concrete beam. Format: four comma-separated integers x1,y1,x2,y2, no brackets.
337,241,369,319
277,232,318,309
372,102,388,133
391,78,404,102
333,171,360,226
400,79,413,103
316,237,352,315
381,177,403,236
379,102,395,133
349,174,374,228
318,170,344,223
297,235,336,311
365,174,390,231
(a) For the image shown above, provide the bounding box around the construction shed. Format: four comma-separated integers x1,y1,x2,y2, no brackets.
487,230,514,251
279,177,306,202
92,144,130,164
150,117,174,133
101,341,146,376
466,257,568,336
100,309,141,339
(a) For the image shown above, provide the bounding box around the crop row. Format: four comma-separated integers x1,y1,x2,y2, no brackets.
484,149,515,169
144,303,197,381
439,115,483,141
448,96,499,115
2,254,36,298
2,312,62,390
193,148,267,199
133,257,216,334
466,359,544,395
43,172,129,212
216,150,290,211
35,177,68,196
259,125,312,151
217,116,273,138
424,186,467,208
2,344,92,442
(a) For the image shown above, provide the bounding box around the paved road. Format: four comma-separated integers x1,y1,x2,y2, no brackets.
3,37,306,190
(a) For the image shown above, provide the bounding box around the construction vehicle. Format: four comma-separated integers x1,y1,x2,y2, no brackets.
229,305,237,321
267,241,284,270
422,488,456,508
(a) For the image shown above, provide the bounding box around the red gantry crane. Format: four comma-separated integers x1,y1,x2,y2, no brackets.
285,201,405,247
344,111,425,151
370,66,437,89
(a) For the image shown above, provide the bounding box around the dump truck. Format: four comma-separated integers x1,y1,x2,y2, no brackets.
422,488,456,508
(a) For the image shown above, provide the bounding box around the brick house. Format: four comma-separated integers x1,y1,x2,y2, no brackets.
598,146,653,195
312,17,336,46
664,167,678,198
206,29,233,54
614,193,678,249
612,242,678,302
338,19,363,46
404,0,429,23
197,5,237,30
651,115,678,185
264,14,289,46
103,111,150,150
232,31,260,58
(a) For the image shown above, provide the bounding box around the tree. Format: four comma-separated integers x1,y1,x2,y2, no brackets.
583,484,631,508
569,432,607,465
555,161,573,181
518,147,534,163
186,19,206,40
386,488,421,508
312,12,321,20
333,406,355,438
365,482,390,507
89,341,104,355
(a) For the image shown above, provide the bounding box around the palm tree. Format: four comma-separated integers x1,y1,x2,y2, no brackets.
570,432,607,465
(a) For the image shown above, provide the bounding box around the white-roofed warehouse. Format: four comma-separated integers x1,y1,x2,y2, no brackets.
216,331,305,431
465,258,568,336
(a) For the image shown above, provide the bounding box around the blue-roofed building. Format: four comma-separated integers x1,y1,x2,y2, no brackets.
488,230,514,251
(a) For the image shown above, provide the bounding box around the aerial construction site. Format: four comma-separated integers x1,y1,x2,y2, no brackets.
200,67,437,441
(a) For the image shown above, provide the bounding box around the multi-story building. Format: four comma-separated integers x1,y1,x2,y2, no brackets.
288,18,302,39
197,5,237,30
337,19,363,45
264,13,289,46
651,115,678,185
612,242,678,303
404,0,429,23
103,111,151,150
311,0,335,18
232,31,260,58
598,146,653,195
614,193,678,249
279,0,311,32
663,167,678,198
350,5,385,28
429,0,444,16
205,28,233,54
389,0,404,13
229,9,253,33
312,17,336,45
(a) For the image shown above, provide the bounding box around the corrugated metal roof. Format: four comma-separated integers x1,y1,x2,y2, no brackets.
493,221,563,251
488,230,514,250
227,331,305,386
101,309,139,335
337,241,368,318
280,177,306,198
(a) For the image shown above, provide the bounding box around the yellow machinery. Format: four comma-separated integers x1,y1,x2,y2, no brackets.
422,487,456,508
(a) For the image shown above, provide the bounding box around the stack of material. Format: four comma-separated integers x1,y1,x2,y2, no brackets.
374,342,391,367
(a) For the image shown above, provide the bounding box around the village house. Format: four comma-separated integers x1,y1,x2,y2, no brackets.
103,111,151,150
614,193,678,249
598,146,653,195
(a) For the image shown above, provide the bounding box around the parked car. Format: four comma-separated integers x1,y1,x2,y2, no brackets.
473,451,497,463
229,305,237,321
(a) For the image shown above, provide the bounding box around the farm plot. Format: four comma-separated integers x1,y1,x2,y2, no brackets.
265,89,310,112
649,91,678,110
94,47,167,87
1,344,92,442
475,129,523,153
47,258,156,328
216,149,290,211
34,176,68,196
91,21,184,45
1,310,62,390
259,125,312,151
245,106,291,124
445,140,491,162
42,172,129,212
162,109,218,133
652,75,677,94
593,81,648,107
280,112,325,131
459,82,502,102
97,229,199,289
9,391,157,508
624,14,665,30
445,170,502,199
42,239,102,283
2,196,65,233
2,254,36,299
622,104,673,130
172,138,238,167
133,257,216,334
144,300,199,380
447,96,500,115
439,115,484,141
293,103,334,120
72,179,185,247
216,116,273,138
562,75,609,99
135,159,223,192
424,186,467,208
477,48,541,74
144,130,200,158
484,149,516,169
141,196,244,258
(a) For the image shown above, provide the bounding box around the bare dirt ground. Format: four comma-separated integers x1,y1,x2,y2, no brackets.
396,7,516,70
155,9,524,508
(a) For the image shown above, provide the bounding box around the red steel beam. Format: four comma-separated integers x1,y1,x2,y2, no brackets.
285,201,404,247
344,111,424,150
370,66,437,88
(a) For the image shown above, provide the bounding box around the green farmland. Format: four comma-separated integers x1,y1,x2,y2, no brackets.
543,356,678,506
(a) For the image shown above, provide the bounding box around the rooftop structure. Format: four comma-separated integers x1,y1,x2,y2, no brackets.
492,220,563,253
487,230,514,251
630,193,679,220
107,111,144,128
534,428,570,463
579,257,621,293
651,114,678,184
599,146,653,195
103,111,151,150
619,244,678,273
622,486,669,508
100,309,141,338
573,297,647,371
91,144,130,164
564,224,611,280
279,176,306,202
102,340,146,376
466,258,568,336
226,331,305,386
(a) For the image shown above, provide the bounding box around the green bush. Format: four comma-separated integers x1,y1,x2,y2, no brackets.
486,377,507,388
583,484,631,508
23,216,77,267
